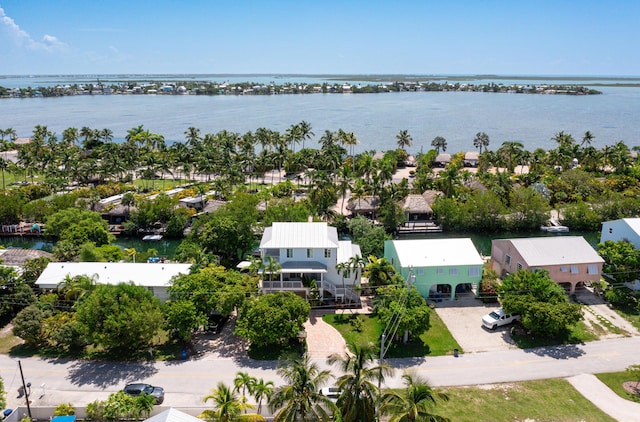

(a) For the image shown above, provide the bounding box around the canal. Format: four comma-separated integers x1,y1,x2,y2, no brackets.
1,230,602,261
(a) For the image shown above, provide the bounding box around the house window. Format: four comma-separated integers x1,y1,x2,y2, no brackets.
516,263,523,270
505,255,511,265
437,268,444,275
560,266,568,272
307,249,313,258
449,268,458,276
324,249,331,258
571,265,579,274
286,249,293,258
417,269,425,276
588,264,598,274
468,267,480,277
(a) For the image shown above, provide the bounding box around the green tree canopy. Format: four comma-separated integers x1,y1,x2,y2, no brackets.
45,208,113,246
598,240,640,286
374,285,431,343
76,283,164,353
235,292,310,347
498,269,582,338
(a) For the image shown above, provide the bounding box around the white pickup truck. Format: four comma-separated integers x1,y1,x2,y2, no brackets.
482,308,520,330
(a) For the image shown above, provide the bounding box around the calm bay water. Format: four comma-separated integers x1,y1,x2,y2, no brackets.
2,76,639,154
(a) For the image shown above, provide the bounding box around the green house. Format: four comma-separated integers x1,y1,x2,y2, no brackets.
384,238,484,300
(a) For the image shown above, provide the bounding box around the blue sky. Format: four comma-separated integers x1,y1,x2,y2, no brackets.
1,0,638,76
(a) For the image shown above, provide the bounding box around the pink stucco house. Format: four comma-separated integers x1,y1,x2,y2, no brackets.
490,236,604,294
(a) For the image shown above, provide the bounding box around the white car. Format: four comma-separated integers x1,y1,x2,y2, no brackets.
482,308,520,330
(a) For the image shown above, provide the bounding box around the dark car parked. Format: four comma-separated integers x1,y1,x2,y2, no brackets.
207,310,228,333
123,383,165,404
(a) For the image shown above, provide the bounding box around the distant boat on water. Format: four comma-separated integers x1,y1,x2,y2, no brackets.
143,234,163,241
541,218,569,233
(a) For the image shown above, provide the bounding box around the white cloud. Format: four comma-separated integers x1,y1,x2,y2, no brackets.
0,7,67,51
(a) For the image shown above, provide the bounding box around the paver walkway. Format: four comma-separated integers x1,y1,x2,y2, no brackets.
304,310,347,358
567,373,640,422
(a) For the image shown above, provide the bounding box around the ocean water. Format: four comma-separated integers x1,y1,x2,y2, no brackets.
2,77,639,154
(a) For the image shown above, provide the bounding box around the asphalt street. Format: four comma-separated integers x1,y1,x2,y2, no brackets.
1,336,639,411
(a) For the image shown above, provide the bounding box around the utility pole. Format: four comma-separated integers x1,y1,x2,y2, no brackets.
18,360,32,420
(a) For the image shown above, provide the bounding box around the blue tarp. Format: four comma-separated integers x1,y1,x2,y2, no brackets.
52,416,76,422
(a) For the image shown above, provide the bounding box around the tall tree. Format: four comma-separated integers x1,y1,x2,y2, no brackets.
431,136,447,154
380,372,450,422
327,342,394,422
472,131,490,154
396,130,413,151
268,353,335,421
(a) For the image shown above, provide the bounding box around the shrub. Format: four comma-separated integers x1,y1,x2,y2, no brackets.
54,403,75,416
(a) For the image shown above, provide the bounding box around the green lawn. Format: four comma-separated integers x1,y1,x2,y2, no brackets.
323,309,460,358
436,378,617,422
511,320,599,349
596,371,640,403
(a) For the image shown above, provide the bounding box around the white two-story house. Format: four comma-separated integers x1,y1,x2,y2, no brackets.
259,222,362,305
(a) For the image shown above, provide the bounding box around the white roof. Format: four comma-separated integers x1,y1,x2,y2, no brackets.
389,238,483,267
502,236,604,266
337,241,362,264
260,222,339,249
35,262,192,289
144,409,202,422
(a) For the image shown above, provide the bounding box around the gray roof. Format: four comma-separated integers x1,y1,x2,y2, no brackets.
499,236,604,266
435,153,452,162
260,222,340,249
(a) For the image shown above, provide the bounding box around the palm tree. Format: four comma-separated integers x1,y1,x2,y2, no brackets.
234,371,256,413
298,120,314,150
203,382,245,422
268,352,335,421
264,255,282,285
497,141,524,173
581,130,595,147
396,130,413,151
336,261,350,303
327,342,395,422
364,256,396,287
252,378,274,415
472,131,490,154
380,372,450,422
431,136,447,154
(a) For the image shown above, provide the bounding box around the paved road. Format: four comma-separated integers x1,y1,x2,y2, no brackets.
2,336,639,412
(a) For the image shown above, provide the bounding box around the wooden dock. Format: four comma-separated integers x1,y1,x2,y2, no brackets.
397,221,443,234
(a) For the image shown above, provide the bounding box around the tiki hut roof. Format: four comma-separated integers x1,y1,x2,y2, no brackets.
346,196,380,214
464,151,480,161
421,190,444,204
401,194,432,214
435,153,452,163
0,248,52,267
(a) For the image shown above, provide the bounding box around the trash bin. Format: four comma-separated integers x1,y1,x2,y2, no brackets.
453,348,459,357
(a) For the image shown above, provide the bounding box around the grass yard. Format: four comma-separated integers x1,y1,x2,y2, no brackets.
511,320,599,349
596,371,640,403
323,309,460,357
436,378,616,422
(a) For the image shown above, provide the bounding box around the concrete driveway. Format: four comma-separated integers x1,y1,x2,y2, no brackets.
433,296,519,353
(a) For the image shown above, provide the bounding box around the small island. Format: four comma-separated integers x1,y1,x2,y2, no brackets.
0,78,601,98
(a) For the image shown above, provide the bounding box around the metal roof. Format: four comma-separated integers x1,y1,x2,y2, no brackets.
35,262,192,289
260,222,340,249
388,238,483,268
500,236,604,266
